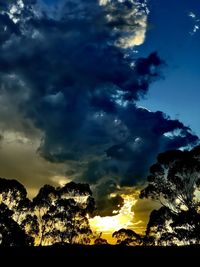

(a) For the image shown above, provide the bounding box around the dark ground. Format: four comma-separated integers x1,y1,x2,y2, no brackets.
0,245,199,265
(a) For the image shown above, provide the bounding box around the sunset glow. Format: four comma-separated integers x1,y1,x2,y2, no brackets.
89,193,137,234
0,0,199,250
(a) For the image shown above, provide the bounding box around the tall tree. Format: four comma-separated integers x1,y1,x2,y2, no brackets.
0,178,27,210
0,177,95,246
32,182,95,245
0,177,36,245
0,203,33,247
140,145,200,245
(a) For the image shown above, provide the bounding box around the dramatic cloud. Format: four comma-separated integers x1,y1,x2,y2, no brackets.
0,0,198,215
98,0,149,48
0,135,68,198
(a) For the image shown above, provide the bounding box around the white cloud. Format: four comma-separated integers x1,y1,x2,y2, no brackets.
189,11,200,35
189,12,196,18
8,0,24,23
116,14,147,48
100,0,149,49
99,0,110,6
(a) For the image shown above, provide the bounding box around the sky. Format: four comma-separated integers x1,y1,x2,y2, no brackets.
0,0,199,240
138,0,200,136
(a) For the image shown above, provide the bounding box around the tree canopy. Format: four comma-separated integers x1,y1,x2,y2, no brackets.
140,145,200,245
1,145,200,246
112,228,143,246
0,178,95,246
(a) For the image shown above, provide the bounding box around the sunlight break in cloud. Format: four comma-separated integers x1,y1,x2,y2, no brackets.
89,192,137,233
100,0,149,48
0,0,198,218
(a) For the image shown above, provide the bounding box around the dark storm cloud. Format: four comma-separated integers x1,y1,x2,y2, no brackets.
92,180,124,217
0,0,198,215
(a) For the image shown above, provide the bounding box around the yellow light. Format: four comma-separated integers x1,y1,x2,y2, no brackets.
89,193,137,233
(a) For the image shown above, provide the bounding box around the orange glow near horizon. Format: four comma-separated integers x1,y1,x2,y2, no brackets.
89,192,141,242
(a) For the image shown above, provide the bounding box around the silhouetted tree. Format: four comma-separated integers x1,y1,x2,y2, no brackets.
0,178,27,210
94,238,108,245
145,207,175,245
171,208,200,245
140,146,200,245
32,185,57,245
112,228,143,246
0,177,95,246
0,178,36,246
32,182,95,245
0,203,33,246
94,232,108,245
0,177,33,225
20,214,39,244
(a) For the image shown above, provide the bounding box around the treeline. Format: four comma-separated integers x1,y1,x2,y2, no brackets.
1,145,200,246
0,180,95,246
114,145,200,246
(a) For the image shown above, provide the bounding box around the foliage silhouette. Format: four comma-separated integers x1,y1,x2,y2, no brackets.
140,145,200,245
32,182,95,245
0,178,95,246
94,232,108,245
1,144,200,247
112,228,143,245
0,177,28,210
0,203,33,246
